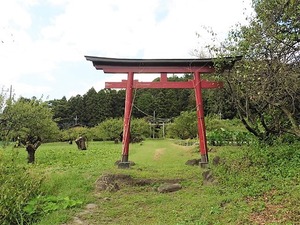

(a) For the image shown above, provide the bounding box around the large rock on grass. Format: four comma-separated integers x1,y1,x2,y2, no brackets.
157,183,182,193
202,170,218,185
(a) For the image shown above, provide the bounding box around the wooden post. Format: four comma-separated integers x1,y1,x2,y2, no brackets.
194,71,209,165
119,71,134,168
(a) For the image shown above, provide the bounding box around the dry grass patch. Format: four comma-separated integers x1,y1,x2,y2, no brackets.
248,190,294,224
153,148,166,160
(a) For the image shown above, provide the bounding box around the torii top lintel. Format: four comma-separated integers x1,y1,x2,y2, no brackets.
84,56,242,74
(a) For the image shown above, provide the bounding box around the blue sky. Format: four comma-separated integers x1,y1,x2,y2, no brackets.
0,0,253,100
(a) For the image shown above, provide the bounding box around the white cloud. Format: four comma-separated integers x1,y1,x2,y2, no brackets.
0,0,253,99
0,1,32,29
41,0,162,58
13,82,52,99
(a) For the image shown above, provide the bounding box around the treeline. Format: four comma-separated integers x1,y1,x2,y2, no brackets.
48,74,236,129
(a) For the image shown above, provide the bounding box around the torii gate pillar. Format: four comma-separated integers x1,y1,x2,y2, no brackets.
85,56,241,169
194,71,208,164
120,72,134,167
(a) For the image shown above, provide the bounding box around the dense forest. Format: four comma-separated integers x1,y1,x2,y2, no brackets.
47,74,236,129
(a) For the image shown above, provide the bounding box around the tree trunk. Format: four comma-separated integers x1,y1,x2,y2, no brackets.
25,138,42,164
26,144,36,163
279,105,300,138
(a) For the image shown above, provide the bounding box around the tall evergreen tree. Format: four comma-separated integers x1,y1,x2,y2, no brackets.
133,90,154,118
48,96,70,129
107,89,125,118
83,87,100,127
68,94,85,126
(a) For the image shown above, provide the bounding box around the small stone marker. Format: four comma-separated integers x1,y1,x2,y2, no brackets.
185,159,201,166
212,156,221,165
157,183,182,193
202,170,218,185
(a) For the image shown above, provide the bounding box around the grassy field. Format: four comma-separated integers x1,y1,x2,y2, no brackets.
1,139,299,225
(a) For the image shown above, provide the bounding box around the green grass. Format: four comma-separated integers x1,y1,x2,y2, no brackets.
1,140,299,224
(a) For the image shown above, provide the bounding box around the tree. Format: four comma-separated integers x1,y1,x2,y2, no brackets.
167,111,198,139
96,89,121,123
154,90,170,118
108,89,125,118
92,118,149,142
212,0,300,141
94,118,123,141
48,96,70,129
0,88,7,114
82,87,101,127
68,94,85,126
130,118,151,141
133,90,154,118
202,87,237,119
1,98,59,163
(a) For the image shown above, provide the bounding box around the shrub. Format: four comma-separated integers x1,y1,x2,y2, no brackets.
23,195,82,219
60,126,91,142
207,129,254,146
130,118,151,140
93,118,123,141
91,118,150,142
0,152,43,224
205,115,247,132
167,111,198,139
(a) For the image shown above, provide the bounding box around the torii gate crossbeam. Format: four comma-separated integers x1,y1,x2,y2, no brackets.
85,56,241,168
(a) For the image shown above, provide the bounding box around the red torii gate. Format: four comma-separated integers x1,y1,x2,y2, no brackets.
85,56,241,168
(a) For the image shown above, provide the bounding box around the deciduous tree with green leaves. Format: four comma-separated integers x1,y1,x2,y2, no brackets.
212,0,300,142
167,111,198,139
1,98,59,163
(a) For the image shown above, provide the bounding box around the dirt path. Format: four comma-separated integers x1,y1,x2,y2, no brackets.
62,203,98,225
153,148,166,160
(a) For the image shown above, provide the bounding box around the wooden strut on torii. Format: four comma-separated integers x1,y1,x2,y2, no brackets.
85,56,241,168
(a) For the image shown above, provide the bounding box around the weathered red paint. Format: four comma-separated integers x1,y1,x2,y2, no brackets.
193,71,208,164
121,72,134,163
105,79,223,89
160,73,168,82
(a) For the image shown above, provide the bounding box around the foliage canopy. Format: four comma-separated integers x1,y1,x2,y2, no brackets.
1,98,59,143
212,0,300,141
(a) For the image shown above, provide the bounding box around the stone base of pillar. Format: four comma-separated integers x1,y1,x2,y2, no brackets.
118,162,130,169
199,154,208,168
